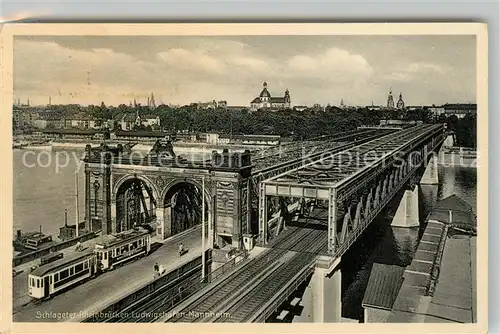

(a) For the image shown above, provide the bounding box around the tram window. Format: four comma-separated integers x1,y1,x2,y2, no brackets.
116,248,121,255
40,279,43,288
60,269,69,280
50,276,52,284
83,261,88,270
104,252,107,260
132,241,138,249
36,279,40,288
75,263,83,273
54,273,59,281
138,239,142,246
69,267,74,275
30,278,33,286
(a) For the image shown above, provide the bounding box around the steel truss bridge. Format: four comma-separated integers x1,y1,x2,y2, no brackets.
260,123,445,258
161,123,445,323
244,127,398,234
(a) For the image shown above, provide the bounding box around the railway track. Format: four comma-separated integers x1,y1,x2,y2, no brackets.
168,227,326,323
251,128,396,181
166,222,321,323
115,271,202,323
167,248,288,322
252,129,379,162
83,264,202,323
214,229,326,323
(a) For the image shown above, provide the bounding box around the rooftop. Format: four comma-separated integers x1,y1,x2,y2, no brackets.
95,228,149,248
428,194,476,228
30,249,94,277
387,194,477,323
362,263,406,310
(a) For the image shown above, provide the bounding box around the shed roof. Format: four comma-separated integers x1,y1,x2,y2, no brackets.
362,263,405,310
428,194,476,227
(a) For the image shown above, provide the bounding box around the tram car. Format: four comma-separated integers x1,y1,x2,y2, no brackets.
28,249,97,299
94,227,151,271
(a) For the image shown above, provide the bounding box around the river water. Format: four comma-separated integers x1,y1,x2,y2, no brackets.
13,148,477,321
341,164,477,320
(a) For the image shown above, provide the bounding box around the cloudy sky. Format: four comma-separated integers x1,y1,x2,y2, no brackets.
14,35,476,107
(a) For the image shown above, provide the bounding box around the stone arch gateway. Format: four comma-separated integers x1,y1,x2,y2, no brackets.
83,144,253,249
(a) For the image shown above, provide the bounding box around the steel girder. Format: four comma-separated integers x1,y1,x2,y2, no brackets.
251,129,382,172
259,124,447,260
248,129,396,234
264,125,440,189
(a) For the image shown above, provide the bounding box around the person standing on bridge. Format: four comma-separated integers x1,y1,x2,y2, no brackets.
153,262,159,279
178,243,184,257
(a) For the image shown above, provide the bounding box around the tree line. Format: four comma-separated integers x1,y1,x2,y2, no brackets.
25,102,477,147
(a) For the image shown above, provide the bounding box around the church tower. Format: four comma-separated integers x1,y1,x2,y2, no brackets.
396,92,405,109
260,82,270,102
284,88,291,108
387,89,395,109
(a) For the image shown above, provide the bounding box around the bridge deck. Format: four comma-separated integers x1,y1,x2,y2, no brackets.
251,129,380,173
13,228,203,322
250,128,394,177
164,222,326,323
264,124,443,197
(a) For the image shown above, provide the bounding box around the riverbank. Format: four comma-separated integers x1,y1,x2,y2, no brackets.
437,148,478,168
26,140,268,153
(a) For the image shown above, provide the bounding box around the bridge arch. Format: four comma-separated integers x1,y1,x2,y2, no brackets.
112,174,161,233
112,174,161,202
161,178,212,237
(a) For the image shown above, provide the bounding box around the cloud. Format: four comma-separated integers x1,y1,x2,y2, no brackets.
407,62,447,74
14,39,160,104
287,48,373,78
157,48,223,73
13,36,473,107
386,61,449,82
13,39,375,106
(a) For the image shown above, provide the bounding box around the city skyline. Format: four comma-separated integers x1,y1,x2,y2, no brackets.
14,35,476,107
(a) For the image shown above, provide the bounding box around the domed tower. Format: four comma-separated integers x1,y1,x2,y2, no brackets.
259,81,271,102
396,92,405,109
387,89,395,109
284,88,291,108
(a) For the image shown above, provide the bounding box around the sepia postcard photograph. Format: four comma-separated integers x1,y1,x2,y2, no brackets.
0,23,488,333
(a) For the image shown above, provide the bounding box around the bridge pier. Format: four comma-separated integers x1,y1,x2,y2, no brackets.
110,201,116,233
391,185,420,228
420,154,439,185
155,206,172,240
300,260,342,323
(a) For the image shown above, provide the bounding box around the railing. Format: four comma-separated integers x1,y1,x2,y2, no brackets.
205,249,249,283
157,249,250,318
332,132,446,259
251,255,316,322
82,256,204,322
13,231,99,267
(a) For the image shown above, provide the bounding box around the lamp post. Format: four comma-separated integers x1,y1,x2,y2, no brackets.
75,172,80,237
201,176,206,281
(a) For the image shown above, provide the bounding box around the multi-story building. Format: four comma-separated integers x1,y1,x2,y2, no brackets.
34,112,63,129
13,108,40,128
119,111,161,130
442,103,477,119
63,112,99,129
250,82,291,111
